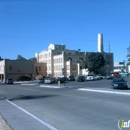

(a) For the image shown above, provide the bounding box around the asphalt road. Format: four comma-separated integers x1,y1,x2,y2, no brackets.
0,77,130,130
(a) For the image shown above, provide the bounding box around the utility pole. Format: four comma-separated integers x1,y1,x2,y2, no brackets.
108,42,111,73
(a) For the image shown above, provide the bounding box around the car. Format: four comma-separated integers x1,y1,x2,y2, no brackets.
111,77,128,89
120,72,129,77
6,78,13,84
68,76,75,81
95,74,104,80
106,74,113,79
86,75,94,81
111,72,120,78
55,77,65,83
77,76,85,82
39,78,44,84
44,77,55,84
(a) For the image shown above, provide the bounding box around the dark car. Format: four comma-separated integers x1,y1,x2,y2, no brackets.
106,74,113,80
39,78,44,84
77,76,85,82
68,76,75,81
55,77,65,83
111,77,128,89
6,78,13,84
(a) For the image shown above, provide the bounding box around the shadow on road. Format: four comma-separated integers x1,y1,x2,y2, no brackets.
9,95,58,101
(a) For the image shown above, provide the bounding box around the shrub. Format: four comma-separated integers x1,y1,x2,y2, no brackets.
17,75,31,81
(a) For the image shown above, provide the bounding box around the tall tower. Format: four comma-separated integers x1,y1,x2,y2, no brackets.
98,33,103,52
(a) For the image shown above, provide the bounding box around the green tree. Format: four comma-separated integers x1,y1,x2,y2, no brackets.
126,45,130,65
16,55,27,60
86,52,105,74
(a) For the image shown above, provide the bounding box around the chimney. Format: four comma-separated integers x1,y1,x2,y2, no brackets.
98,33,103,52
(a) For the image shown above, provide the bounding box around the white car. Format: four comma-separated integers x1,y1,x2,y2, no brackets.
86,75,94,81
44,78,55,84
95,74,104,80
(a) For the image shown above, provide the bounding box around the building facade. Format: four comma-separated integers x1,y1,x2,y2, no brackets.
34,63,47,78
35,43,114,77
114,62,126,72
0,59,34,82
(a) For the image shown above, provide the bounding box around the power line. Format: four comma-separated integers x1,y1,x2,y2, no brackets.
0,12,130,25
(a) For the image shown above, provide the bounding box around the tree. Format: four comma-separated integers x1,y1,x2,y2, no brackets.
16,55,27,60
126,45,130,65
86,52,105,74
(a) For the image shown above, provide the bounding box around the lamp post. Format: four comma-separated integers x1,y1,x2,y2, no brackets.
78,49,81,75
78,49,81,63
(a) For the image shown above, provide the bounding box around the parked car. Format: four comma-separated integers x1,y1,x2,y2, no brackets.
39,78,44,84
95,74,104,80
68,76,75,81
111,77,128,89
111,72,120,78
55,77,65,83
120,72,129,77
86,75,94,81
77,76,85,82
106,74,113,79
6,78,13,84
44,77,55,84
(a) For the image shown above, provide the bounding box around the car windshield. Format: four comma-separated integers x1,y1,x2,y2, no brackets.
113,78,125,82
7,79,13,81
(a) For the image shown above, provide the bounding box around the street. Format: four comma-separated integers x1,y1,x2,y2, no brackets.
0,77,130,130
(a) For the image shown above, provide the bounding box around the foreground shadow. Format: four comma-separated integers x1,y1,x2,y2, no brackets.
9,95,58,101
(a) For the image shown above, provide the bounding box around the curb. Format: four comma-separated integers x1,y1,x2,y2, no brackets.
0,115,12,130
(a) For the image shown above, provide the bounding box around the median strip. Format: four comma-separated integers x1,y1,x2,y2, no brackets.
78,88,130,95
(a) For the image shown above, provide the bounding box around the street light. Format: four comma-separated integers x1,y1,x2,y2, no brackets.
78,49,81,63
78,49,81,75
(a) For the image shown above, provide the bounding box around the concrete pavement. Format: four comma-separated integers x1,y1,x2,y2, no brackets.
0,115,12,130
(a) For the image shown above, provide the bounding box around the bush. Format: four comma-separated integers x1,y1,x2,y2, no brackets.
17,75,31,81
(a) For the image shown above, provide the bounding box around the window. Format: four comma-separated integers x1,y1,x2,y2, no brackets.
9,65,12,70
68,58,72,61
39,67,41,71
67,65,70,70
72,65,76,70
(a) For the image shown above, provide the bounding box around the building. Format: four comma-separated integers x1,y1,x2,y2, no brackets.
35,34,114,77
114,62,126,72
0,59,34,82
34,63,47,78
35,44,84,77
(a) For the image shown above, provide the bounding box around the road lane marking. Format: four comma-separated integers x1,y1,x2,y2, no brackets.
40,85,60,88
78,88,130,96
6,99,58,130
21,84,38,86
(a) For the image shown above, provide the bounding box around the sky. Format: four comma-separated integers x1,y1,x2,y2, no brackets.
0,0,130,63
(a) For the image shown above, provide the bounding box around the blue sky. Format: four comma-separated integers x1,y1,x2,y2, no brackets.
0,0,130,63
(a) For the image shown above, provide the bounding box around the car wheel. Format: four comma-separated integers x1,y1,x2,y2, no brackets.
111,86,114,89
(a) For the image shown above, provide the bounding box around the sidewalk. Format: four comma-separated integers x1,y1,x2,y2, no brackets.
0,115,12,130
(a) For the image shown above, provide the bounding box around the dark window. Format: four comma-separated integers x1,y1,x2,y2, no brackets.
9,65,12,70
68,58,72,61
39,67,41,71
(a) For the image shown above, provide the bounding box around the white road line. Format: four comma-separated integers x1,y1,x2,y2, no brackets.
6,99,58,130
21,84,38,86
40,85,60,88
78,88,130,96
